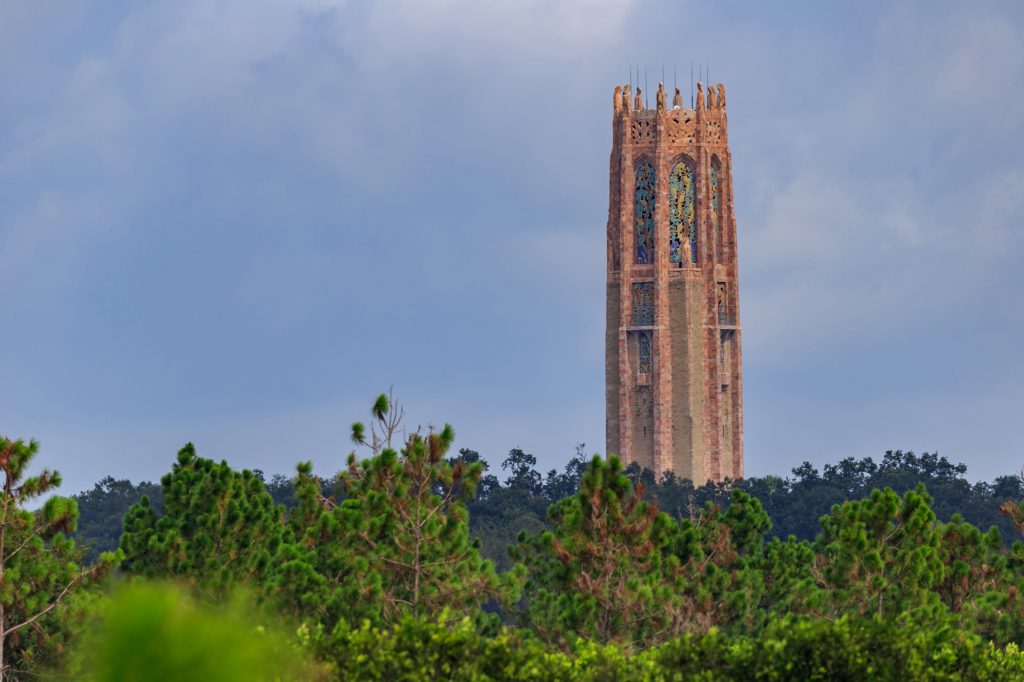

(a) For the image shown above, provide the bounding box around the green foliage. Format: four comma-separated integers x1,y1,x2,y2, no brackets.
68,582,320,681
272,396,516,633
77,448,1024,570
514,455,680,648
305,613,1024,682
0,436,120,679
47,428,1024,679
305,614,575,681
73,477,162,563
119,443,285,593
514,457,771,649
815,485,943,619
648,616,1024,682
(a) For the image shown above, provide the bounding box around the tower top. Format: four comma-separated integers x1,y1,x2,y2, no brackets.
613,81,727,117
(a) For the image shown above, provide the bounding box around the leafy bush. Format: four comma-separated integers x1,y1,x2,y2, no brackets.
68,582,320,681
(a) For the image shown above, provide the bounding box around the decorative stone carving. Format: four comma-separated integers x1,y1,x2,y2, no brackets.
634,86,644,111
656,82,666,112
707,86,717,110
630,117,656,145
664,111,695,145
673,86,683,109
613,85,622,116
623,84,632,114
707,120,722,144
716,83,726,110
696,82,705,111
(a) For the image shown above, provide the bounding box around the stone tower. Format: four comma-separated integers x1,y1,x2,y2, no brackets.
605,81,743,483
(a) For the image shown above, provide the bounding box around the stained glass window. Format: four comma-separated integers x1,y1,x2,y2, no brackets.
634,163,656,264
632,282,655,326
711,160,721,261
638,332,651,374
669,162,697,264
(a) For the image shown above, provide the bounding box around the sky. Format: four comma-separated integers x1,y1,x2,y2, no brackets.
2,0,1023,493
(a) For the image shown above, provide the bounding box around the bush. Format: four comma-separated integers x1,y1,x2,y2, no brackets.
306,614,1024,682
68,582,320,681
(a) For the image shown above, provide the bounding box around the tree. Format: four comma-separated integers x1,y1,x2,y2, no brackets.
449,449,500,500
814,485,944,620
73,477,162,563
119,444,285,595
515,456,773,649
502,449,542,497
514,455,687,648
0,436,119,679
273,393,515,629
541,444,588,503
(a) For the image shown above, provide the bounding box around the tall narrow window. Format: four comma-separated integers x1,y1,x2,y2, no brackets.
669,161,697,264
638,332,652,374
634,163,656,264
632,282,654,326
711,159,722,262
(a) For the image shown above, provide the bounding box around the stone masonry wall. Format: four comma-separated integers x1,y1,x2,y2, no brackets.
605,82,743,484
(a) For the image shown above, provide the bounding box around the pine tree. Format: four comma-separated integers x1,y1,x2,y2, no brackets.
0,436,119,679
513,455,685,648
120,444,285,594
814,485,944,619
273,393,513,629
514,456,771,649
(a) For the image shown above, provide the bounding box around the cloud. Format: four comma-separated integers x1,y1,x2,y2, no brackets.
1,0,1022,492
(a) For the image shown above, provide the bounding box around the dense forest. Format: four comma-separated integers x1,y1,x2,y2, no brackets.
74,444,1024,569
5,393,1024,680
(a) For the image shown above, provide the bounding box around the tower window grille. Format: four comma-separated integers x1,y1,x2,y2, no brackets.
634,163,656,264
638,332,652,374
669,162,697,264
632,282,655,326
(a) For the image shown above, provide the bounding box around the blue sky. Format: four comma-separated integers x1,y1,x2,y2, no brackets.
2,0,1023,493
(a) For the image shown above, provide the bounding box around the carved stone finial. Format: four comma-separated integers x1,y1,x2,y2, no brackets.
623,84,632,114
656,82,666,112
716,83,726,110
634,86,644,111
673,86,683,109
707,85,717,110
696,82,705,111
613,85,622,115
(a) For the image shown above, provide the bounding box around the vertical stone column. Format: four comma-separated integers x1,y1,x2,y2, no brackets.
616,120,634,464
652,111,672,476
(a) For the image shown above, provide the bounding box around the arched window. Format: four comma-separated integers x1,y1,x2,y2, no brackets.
638,332,651,374
711,158,722,262
634,163,656,264
669,161,697,264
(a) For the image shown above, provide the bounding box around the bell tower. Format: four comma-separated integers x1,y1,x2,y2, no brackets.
605,81,743,483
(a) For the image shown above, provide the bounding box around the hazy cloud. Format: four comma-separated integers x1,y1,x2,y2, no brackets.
1,0,1022,490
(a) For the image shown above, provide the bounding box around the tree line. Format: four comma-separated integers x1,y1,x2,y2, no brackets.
4,393,1024,679
75,447,1024,572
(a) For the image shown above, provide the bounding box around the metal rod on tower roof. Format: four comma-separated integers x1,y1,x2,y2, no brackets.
644,65,649,109
690,62,694,107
